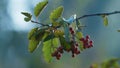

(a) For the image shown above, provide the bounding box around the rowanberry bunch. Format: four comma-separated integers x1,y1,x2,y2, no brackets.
69,27,81,57
51,46,64,60
51,27,93,60
80,35,93,49
71,43,80,58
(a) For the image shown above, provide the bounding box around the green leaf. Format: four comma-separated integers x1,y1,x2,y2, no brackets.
102,15,108,26
76,31,83,39
21,12,32,22
28,40,39,53
42,38,59,63
117,30,120,32
28,28,49,53
101,58,120,68
50,6,64,23
28,28,38,40
59,36,71,50
44,34,54,42
34,28,46,40
76,32,84,51
90,64,99,68
34,0,48,17
21,12,32,18
54,30,64,37
24,18,31,22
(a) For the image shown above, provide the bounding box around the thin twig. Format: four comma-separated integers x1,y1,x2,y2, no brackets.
76,11,120,20
31,20,49,26
31,11,120,27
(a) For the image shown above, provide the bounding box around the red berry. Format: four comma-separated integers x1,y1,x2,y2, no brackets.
87,45,91,48
54,51,58,55
76,51,80,54
86,35,90,39
71,30,74,34
80,38,85,41
58,46,63,51
74,48,78,52
69,27,73,31
56,57,60,60
57,54,61,57
75,43,78,46
89,44,93,47
72,54,75,58
89,40,93,44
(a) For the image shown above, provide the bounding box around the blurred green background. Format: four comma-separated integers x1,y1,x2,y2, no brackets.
0,0,120,68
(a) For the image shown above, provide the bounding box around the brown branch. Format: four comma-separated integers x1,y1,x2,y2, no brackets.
31,20,50,27
76,11,120,20
31,11,120,27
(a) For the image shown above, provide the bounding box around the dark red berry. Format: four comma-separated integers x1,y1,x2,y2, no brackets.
75,43,78,46
86,35,90,39
74,48,78,52
58,46,63,52
54,51,58,55
89,44,93,47
60,50,64,53
80,38,85,41
87,45,91,48
89,40,93,44
57,54,61,57
71,30,74,34
69,27,73,31
76,51,80,54
72,54,75,58
56,57,60,60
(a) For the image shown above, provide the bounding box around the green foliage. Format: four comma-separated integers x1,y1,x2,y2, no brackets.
101,58,120,68
59,36,71,50
21,12,32,22
90,64,99,68
42,38,59,63
91,58,120,68
49,6,64,23
28,28,40,53
34,0,48,17
28,40,40,53
117,30,120,32
76,32,84,51
28,28,49,53
54,30,64,37
76,31,83,39
28,28,38,40
22,0,120,63
102,15,108,26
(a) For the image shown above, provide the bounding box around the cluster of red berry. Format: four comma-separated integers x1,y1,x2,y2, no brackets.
69,27,81,57
70,43,80,57
80,35,93,49
69,27,75,35
51,46,63,60
51,27,93,60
